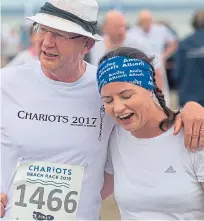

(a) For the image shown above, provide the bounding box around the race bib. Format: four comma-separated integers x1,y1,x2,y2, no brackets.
10,161,84,220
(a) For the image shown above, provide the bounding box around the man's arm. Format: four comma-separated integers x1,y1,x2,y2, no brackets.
0,193,7,218
163,40,178,61
162,25,178,61
174,102,204,151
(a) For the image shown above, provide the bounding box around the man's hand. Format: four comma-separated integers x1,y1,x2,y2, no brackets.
0,193,7,218
174,102,204,151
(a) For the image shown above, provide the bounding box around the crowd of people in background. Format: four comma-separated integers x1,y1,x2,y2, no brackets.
2,8,204,109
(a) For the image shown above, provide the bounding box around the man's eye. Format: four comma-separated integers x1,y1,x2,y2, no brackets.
57,33,67,40
40,28,47,32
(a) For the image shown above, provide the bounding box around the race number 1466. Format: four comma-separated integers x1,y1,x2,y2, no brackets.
15,184,78,213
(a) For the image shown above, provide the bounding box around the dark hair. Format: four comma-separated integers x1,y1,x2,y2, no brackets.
98,46,179,131
192,10,204,30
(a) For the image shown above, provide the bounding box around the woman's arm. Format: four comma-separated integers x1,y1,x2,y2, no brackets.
101,172,114,200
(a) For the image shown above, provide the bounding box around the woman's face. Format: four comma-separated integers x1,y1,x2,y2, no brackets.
101,82,153,132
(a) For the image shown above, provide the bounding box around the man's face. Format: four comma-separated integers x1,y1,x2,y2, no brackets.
35,24,87,73
139,17,153,32
104,18,126,44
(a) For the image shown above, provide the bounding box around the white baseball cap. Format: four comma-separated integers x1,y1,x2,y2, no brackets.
26,0,103,41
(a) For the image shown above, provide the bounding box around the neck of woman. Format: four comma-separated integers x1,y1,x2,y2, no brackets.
131,103,173,139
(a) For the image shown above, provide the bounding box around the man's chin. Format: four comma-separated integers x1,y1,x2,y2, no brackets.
40,59,59,72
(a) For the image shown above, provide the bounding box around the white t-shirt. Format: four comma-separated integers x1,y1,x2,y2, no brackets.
6,50,38,67
127,24,176,57
106,126,204,220
1,61,115,220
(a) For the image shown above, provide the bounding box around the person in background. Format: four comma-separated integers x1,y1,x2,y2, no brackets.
157,20,178,91
89,10,150,66
128,9,177,63
1,27,21,64
175,10,204,107
6,26,38,67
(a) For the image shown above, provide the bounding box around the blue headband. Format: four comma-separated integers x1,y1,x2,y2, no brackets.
96,56,154,93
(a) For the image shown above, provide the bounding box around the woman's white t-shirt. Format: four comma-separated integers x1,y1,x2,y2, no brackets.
106,125,204,220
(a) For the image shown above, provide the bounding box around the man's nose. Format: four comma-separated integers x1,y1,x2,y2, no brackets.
42,32,56,47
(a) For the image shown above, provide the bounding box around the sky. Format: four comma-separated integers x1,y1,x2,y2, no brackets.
1,0,203,8
1,0,203,38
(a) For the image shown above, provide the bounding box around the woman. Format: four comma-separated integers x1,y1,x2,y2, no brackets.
97,47,204,220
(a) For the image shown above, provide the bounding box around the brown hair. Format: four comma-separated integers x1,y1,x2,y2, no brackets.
192,10,204,30
98,46,179,131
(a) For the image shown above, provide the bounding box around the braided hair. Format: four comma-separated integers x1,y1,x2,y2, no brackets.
98,46,179,131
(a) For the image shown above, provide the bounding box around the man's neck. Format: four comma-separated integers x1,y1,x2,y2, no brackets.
42,61,86,83
141,26,151,34
104,36,124,50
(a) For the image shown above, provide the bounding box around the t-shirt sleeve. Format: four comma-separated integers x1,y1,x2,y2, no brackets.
105,127,116,175
105,142,114,175
163,26,176,43
190,150,204,182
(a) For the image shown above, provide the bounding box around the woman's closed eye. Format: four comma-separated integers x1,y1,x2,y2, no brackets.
103,97,113,104
121,94,133,99
119,90,135,100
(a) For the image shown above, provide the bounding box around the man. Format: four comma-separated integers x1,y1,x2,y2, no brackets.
175,10,204,107
128,9,177,62
1,0,204,220
1,1,114,220
89,10,150,66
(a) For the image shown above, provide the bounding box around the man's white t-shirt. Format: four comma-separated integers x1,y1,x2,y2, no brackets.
1,61,115,220
127,24,176,57
106,126,204,220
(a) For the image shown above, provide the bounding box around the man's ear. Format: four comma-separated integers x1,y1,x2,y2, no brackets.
83,38,95,54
